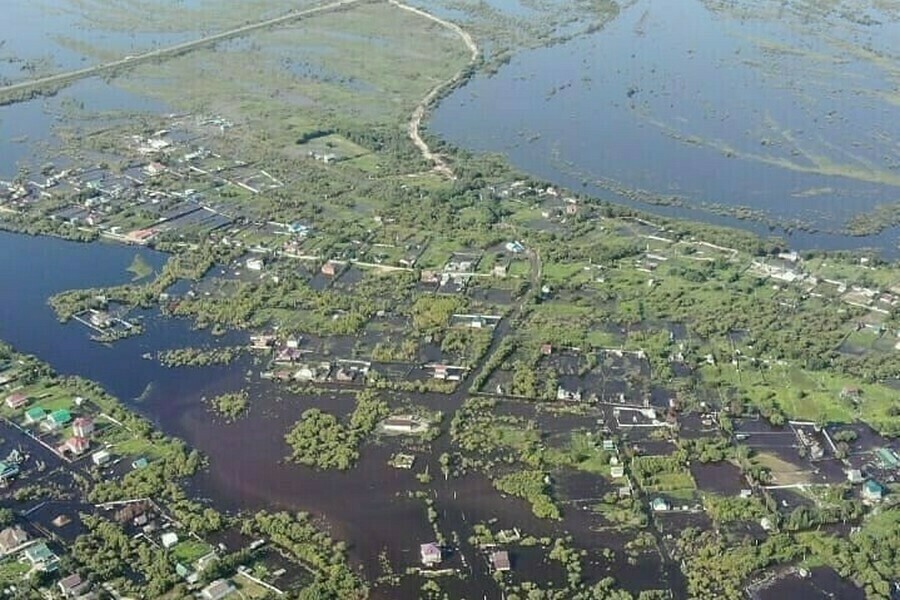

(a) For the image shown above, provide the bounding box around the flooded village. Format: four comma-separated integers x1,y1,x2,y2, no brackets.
0,110,898,598
0,0,899,598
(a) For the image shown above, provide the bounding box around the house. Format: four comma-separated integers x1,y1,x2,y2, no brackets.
89,310,112,329
52,515,71,528
72,417,94,438
245,257,264,271
491,550,511,572
196,551,219,572
200,579,236,600
92,450,112,466
846,469,864,484
650,497,670,512
321,261,338,276
610,465,625,479
540,343,553,356
862,480,884,502
333,368,358,383
420,542,442,566
24,406,46,425
5,393,28,409
556,386,582,402
58,573,91,598
175,562,198,584
875,447,900,470
0,526,28,554
45,409,73,430
382,417,420,434
0,461,20,482
59,437,90,456
505,241,525,254
840,387,862,402
161,531,179,549
145,161,167,176
23,542,58,570
113,502,151,526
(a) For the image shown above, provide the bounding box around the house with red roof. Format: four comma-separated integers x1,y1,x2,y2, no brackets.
5,393,28,410
59,437,90,457
72,417,94,438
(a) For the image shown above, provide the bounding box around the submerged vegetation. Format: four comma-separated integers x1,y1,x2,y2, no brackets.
206,390,249,421
285,390,388,470
0,0,899,598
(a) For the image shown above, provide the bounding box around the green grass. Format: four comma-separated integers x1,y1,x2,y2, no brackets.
0,559,29,582
171,540,214,565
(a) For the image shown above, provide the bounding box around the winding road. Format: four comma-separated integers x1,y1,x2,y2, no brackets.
389,0,480,179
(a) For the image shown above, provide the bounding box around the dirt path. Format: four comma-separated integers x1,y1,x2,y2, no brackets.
389,0,479,179
0,0,368,105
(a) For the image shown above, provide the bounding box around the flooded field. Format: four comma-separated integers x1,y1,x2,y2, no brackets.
431,0,900,253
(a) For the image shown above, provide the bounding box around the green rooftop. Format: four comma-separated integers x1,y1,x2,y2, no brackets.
48,409,72,425
24,407,46,422
875,447,900,469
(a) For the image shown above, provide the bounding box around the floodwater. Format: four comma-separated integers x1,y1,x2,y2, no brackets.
0,231,682,598
431,0,900,254
754,566,867,600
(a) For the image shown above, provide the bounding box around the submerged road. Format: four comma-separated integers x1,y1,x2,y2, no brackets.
0,0,368,104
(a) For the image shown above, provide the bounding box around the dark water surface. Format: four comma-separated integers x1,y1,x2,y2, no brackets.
431,0,900,253
0,231,684,598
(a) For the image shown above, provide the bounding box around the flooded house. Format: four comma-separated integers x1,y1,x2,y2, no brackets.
0,461,20,483
420,542,442,567
861,480,884,503
91,450,112,467
651,497,671,512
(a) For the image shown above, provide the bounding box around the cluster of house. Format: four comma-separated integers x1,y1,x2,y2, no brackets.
419,252,486,294
751,255,900,328
14,396,94,460
0,527,90,596
421,541,506,573
1,115,296,248
0,499,245,599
